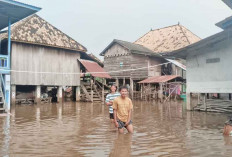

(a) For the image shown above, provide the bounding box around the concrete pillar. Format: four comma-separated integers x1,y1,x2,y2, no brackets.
11,85,16,106
130,78,134,99
186,92,192,111
203,93,207,111
57,86,63,103
76,86,81,101
35,85,41,104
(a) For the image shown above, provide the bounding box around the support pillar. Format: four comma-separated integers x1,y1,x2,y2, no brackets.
11,85,16,106
57,86,63,103
5,75,10,112
123,78,125,86
35,85,41,104
115,78,119,89
90,79,93,102
102,78,105,102
76,86,81,101
203,93,206,111
130,78,134,99
159,83,163,103
186,92,192,111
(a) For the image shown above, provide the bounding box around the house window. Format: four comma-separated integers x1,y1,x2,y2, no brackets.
206,58,220,63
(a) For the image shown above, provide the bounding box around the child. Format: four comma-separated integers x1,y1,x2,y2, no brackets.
113,86,133,133
105,85,120,122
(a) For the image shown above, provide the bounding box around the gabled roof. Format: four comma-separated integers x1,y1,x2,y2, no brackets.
88,53,103,67
134,24,201,53
100,39,162,57
0,14,87,52
78,59,111,78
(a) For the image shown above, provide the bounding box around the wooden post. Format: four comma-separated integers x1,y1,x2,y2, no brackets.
123,78,125,86
35,85,41,104
115,78,119,89
76,86,80,101
140,84,143,100
91,79,93,102
57,86,63,103
159,83,163,103
102,78,105,102
130,78,134,99
11,85,16,106
197,93,200,104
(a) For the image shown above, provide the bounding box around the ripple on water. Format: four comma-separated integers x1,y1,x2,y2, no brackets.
0,101,232,156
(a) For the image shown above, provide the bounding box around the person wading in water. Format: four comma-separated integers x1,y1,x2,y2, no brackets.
113,86,133,133
105,85,121,123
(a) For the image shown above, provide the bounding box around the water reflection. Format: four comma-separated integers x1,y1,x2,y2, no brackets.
0,101,232,156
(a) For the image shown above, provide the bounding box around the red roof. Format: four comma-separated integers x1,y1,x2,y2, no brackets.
138,75,180,83
78,59,111,78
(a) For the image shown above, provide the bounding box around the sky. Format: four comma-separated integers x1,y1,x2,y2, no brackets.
18,0,232,60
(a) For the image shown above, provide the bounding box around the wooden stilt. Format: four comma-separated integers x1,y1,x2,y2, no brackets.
102,78,105,102
76,86,80,101
11,85,16,106
130,78,134,99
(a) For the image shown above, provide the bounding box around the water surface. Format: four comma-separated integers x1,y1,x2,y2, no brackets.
0,101,232,157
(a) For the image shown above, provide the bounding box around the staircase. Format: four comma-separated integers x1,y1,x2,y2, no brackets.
80,81,101,102
0,75,6,113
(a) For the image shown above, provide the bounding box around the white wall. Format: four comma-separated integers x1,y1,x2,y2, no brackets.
186,39,232,93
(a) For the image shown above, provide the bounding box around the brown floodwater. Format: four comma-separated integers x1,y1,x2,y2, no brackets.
0,100,232,157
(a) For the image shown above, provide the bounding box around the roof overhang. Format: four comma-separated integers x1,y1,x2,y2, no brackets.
222,0,232,9
216,16,232,30
163,29,230,59
0,0,41,30
78,59,111,78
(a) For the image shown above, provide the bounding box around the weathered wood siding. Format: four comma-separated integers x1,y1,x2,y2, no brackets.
148,57,164,77
11,42,80,86
104,43,164,79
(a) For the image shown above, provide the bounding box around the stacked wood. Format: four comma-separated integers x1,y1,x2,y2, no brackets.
194,99,232,113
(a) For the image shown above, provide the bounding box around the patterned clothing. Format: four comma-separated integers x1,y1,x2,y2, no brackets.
105,92,121,114
112,97,133,122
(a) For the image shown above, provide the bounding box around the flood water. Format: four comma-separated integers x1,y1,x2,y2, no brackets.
1,101,232,157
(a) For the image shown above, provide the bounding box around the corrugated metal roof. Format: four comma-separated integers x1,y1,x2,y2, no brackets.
78,59,111,78
138,75,180,83
100,39,162,57
0,14,87,52
134,24,201,53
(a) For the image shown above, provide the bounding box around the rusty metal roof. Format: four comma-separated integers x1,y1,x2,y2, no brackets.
78,59,111,78
138,75,181,83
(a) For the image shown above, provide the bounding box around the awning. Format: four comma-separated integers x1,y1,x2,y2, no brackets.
138,75,181,84
0,0,41,30
78,59,111,78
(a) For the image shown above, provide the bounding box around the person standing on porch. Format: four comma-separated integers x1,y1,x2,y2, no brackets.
105,85,120,123
113,86,133,133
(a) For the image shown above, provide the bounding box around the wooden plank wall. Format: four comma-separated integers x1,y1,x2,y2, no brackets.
11,42,81,86
104,43,156,79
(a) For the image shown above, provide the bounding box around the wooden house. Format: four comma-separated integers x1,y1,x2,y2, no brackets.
0,14,87,105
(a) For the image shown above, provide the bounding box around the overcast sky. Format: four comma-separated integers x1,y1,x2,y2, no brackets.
18,0,231,60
